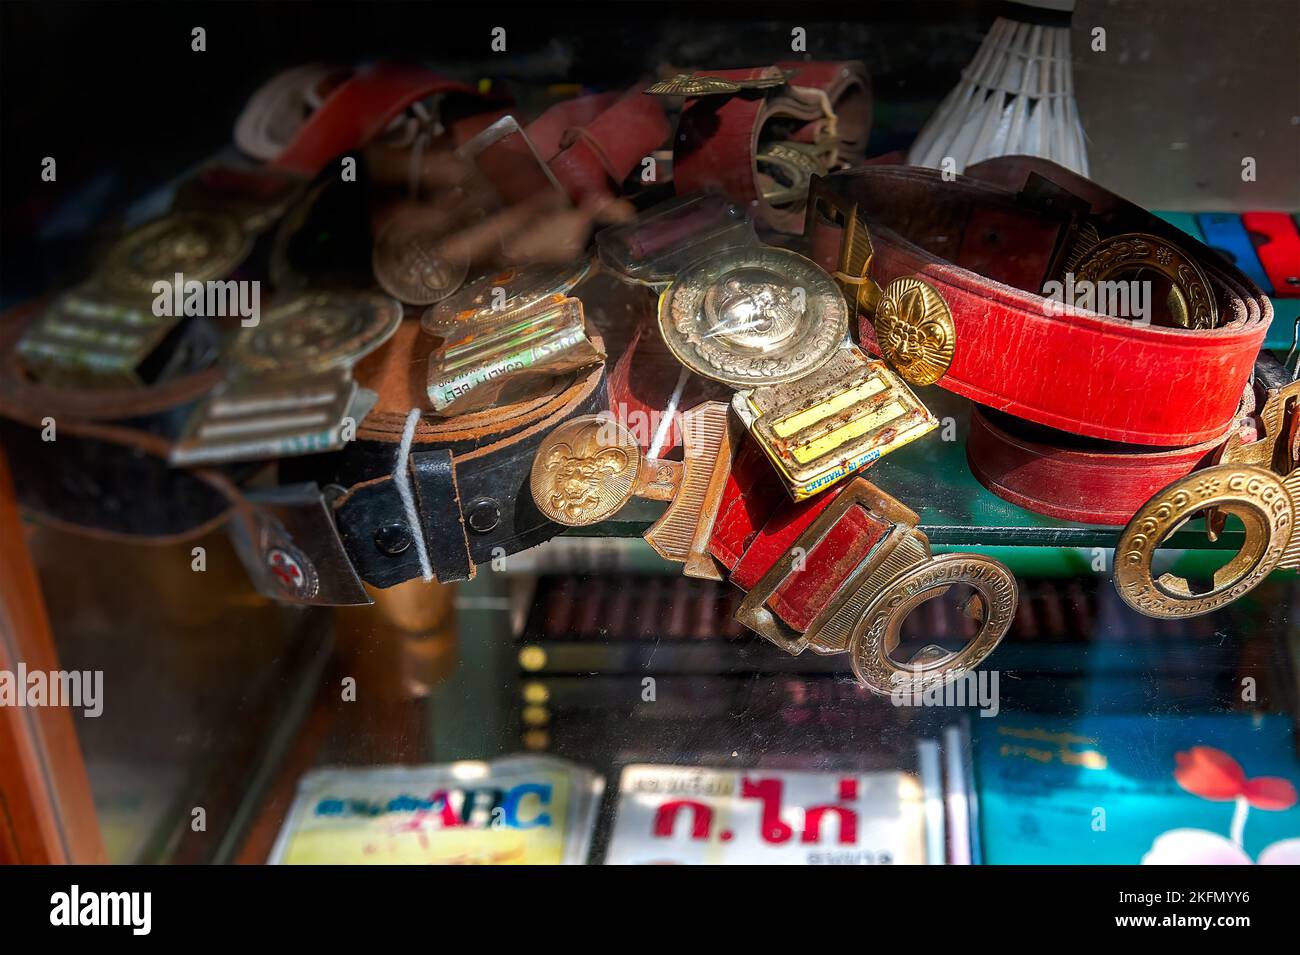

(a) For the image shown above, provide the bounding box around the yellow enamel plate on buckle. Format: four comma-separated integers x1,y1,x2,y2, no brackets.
732,344,938,500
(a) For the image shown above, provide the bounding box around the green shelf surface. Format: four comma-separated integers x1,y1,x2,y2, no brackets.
573,386,1248,555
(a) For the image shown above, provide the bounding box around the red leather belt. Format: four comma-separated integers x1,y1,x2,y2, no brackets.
966,405,1240,526
453,88,670,207
601,354,1016,694
606,323,732,454
807,157,1271,447
273,64,483,176
705,438,1017,694
673,61,870,233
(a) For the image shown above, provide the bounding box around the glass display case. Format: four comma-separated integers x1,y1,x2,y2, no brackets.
1,0,1298,883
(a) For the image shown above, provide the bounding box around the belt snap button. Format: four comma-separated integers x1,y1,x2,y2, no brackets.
466,498,501,534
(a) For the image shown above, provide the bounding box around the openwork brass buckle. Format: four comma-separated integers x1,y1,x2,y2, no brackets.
1115,361,1300,618
1068,231,1219,330
735,477,1018,695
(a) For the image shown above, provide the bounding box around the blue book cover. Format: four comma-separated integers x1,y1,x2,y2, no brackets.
974,714,1300,864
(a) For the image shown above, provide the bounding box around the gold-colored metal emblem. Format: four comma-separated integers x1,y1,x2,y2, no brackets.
371,207,468,306
873,276,955,386
658,246,847,387
530,415,662,526
643,74,743,97
733,477,1017,695
1114,364,1300,618
98,211,252,299
733,345,937,500
228,291,402,376
1072,232,1218,330
643,71,791,97
530,403,740,579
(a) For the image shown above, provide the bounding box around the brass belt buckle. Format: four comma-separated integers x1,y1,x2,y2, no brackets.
169,291,398,466
759,141,828,208
806,175,883,316
735,477,1018,695
530,402,741,580
733,344,937,500
1062,231,1220,330
15,288,185,388
426,296,604,416
1115,358,1300,617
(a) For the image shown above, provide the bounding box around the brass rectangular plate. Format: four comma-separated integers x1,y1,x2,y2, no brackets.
426,296,603,416
736,347,938,500
170,371,374,465
16,291,180,387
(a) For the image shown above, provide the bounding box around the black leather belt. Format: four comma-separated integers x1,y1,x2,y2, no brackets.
331,320,609,587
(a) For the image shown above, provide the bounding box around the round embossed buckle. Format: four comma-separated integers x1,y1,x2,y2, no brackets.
657,245,848,387
1114,463,1296,618
848,553,1018,696
1072,232,1219,330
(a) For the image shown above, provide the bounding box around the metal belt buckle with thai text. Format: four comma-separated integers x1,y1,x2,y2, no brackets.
733,344,937,500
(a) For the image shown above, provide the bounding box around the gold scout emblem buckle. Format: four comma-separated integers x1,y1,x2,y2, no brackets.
530,403,741,580
806,177,957,386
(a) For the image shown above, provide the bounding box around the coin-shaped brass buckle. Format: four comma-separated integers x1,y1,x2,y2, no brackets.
873,276,956,386
228,291,402,376
98,211,253,300
658,245,848,387
531,415,665,526
530,405,739,572
371,206,469,306
848,553,1018,696
1072,232,1218,329
1114,463,1297,618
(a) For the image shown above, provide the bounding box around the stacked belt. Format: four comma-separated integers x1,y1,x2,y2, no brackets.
660,61,870,233
805,156,1284,619
0,64,666,604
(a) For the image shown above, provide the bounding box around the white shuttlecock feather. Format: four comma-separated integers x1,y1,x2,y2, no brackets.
908,14,1089,176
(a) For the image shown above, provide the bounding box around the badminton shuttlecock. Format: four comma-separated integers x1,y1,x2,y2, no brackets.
908,5,1089,176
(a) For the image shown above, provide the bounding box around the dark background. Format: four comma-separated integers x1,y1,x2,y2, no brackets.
0,0,992,299
2,0,1297,300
